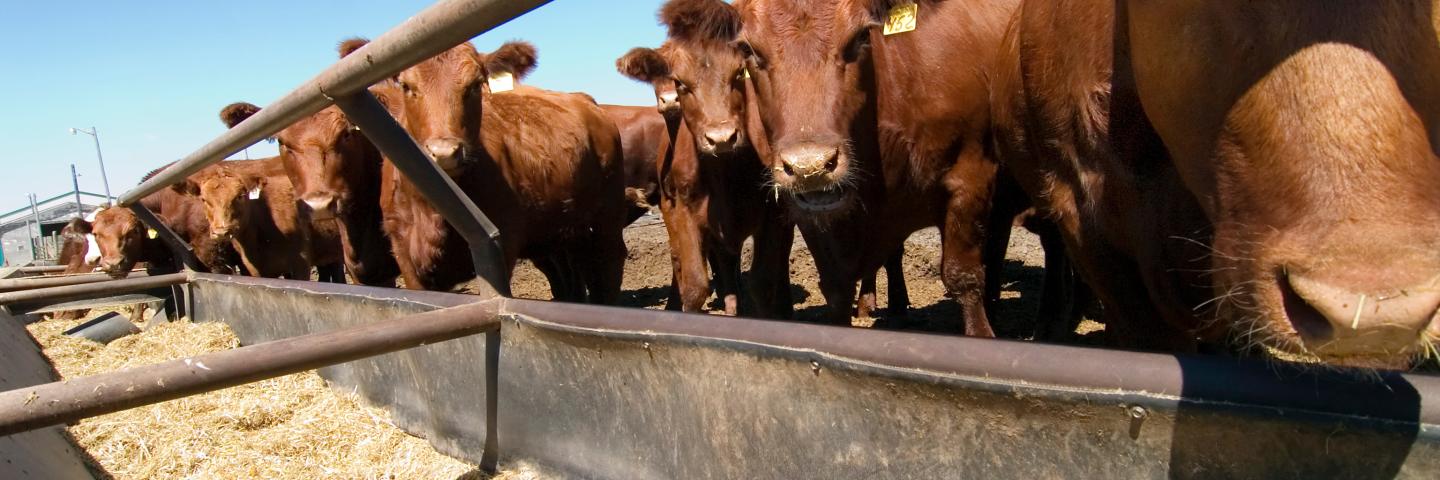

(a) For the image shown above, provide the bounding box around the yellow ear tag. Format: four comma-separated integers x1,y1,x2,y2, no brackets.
147,229,158,239
883,2,918,36
743,67,751,79
487,71,515,93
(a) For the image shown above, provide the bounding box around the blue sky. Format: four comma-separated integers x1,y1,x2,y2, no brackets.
0,1,668,209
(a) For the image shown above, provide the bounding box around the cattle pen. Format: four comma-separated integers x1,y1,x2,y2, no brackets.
1,0,1437,478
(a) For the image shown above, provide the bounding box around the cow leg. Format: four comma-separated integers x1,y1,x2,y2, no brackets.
748,212,795,319
535,253,581,302
1029,220,1083,342
662,203,712,312
800,227,858,326
885,247,910,318
580,229,627,306
939,154,998,337
708,247,742,315
319,263,346,284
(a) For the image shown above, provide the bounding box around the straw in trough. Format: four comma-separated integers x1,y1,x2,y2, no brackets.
27,310,531,479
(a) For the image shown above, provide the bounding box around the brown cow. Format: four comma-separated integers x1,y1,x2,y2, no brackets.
991,0,1440,368
599,104,668,224
178,158,343,281
380,40,628,303
615,0,798,317
49,216,99,320
92,165,239,278
702,0,1019,333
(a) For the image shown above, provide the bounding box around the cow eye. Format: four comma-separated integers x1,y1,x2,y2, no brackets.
736,41,766,70
843,29,872,63
674,80,691,96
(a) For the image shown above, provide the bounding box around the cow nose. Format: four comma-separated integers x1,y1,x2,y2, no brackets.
702,126,738,154
1284,272,1440,354
304,195,336,220
778,144,841,180
425,139,462,162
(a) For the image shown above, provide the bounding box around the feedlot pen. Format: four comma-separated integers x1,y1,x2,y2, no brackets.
0,0,1438,478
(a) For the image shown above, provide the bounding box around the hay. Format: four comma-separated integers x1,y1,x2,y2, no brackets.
26,313,528,480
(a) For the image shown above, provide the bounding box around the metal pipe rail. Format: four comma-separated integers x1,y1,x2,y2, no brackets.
119,0,550,206
0,272,151,294
0,299,501,437
16,266,67,274
0,273,187,308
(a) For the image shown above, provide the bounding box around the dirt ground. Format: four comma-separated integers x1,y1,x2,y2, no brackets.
494,211,1086,341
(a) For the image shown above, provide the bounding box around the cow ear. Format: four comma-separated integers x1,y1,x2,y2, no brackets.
171,179,200,196
338,37,369,58
659,0,741,43
220,102,261,129
486,41,538,81
617,47,669,83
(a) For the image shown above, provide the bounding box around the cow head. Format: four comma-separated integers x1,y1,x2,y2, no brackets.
718,0,888,216
1124,1,1440,368
182,169,262,240
618,46,684,122
216,39,380,222
90,207,144,277
393,41,537,175
617,0,750,156
222,102,366,221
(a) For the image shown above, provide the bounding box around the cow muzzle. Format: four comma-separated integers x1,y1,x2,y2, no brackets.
304,195,337,220
1282,272,1440,362
425,138,465,173
700,125,739,156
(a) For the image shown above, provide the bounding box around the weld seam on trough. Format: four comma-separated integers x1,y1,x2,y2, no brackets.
0,299,501,437
499,299,1440,425
118,0,552,206
0,273,188,307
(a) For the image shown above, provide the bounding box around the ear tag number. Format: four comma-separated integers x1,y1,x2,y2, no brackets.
146,229,158,240
248,187,261,200
488,71,515,93
884,2,918,36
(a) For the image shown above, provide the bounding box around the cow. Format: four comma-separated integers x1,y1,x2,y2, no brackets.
690,0,1022,334
990,0,1440,368
614,0,800,318
216,41,401,287
599,104,668,224
56,215,97,275
91,165,240,278
377,39,628,303
48,215,100,320
176,158,344,281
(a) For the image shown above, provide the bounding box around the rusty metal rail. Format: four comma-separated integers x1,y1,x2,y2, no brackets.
0,272,151,294
0,273,187,309
0,299,500,437
16,266,68,274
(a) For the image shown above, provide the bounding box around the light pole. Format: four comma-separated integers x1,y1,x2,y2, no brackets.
69,127,112,205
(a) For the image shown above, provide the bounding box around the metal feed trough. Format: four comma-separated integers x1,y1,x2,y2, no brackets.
1,1,1437,478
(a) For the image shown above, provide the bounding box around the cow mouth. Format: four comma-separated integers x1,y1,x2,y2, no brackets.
791,188,850,213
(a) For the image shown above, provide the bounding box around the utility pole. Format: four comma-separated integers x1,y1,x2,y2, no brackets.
28,193,40,261
71,164,83,218
69,127,113,205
